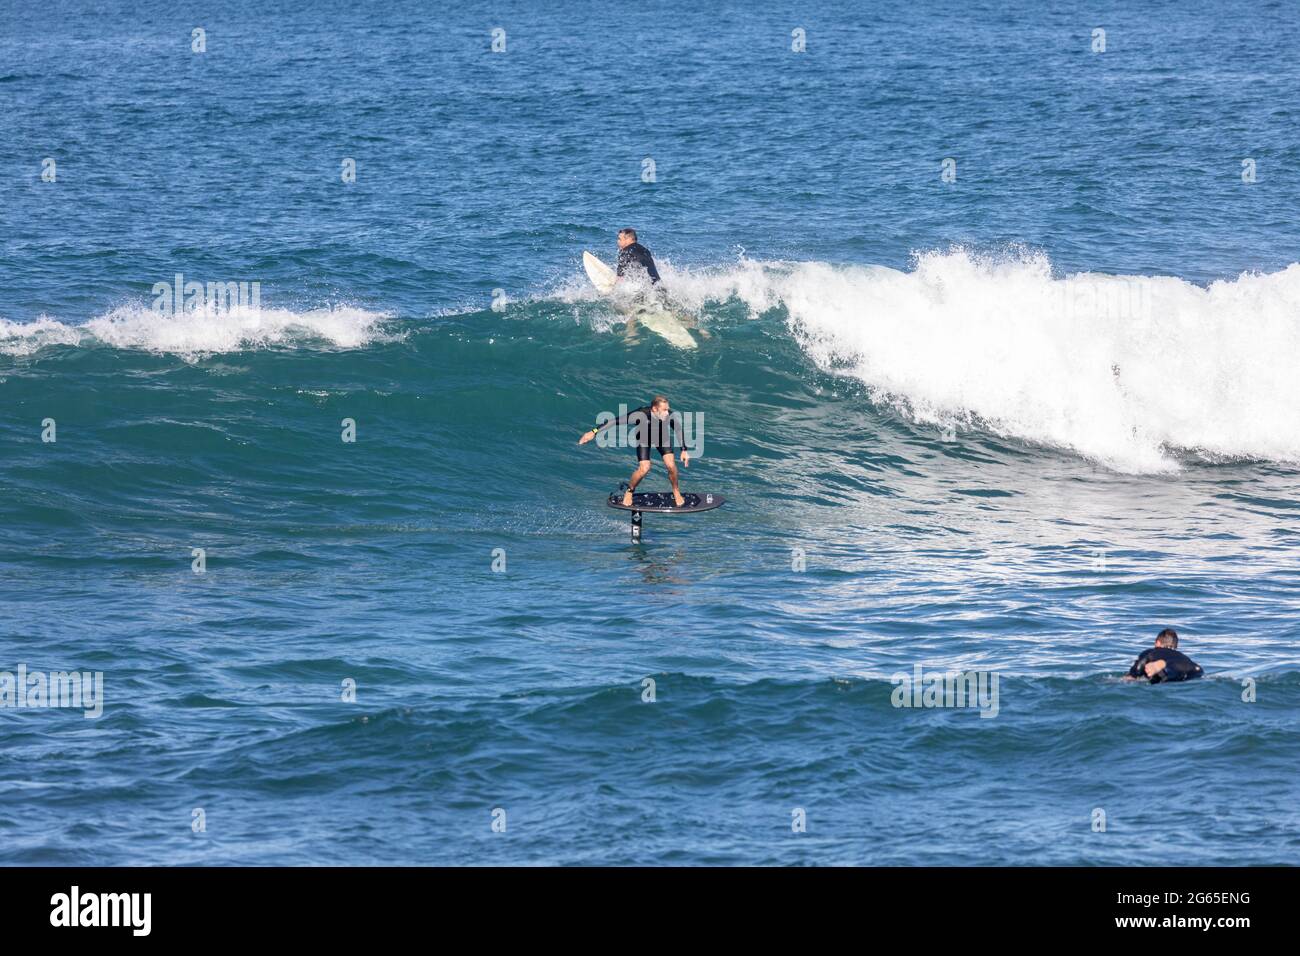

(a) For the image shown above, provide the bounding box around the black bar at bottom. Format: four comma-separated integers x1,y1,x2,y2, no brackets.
0,866,1282,940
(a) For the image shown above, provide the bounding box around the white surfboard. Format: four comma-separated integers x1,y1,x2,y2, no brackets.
583,250,618,294
583,251,697,350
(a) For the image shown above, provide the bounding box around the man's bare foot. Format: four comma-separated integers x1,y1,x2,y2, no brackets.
623,490,633,507
673,492,686,507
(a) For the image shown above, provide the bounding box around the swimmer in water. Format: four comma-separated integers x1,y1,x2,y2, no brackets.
1123,628,1204,684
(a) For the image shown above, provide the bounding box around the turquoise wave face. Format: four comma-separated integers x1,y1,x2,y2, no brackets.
3,0,1300,865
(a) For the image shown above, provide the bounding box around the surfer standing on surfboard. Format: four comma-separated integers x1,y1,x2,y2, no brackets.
578,396,689,508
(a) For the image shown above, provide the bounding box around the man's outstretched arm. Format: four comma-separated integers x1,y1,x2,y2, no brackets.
578,417,612,444
578,407,645,444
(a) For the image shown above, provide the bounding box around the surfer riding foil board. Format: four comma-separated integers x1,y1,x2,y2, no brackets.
579,395,724,541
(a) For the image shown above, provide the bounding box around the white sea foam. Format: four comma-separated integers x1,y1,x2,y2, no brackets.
0,301,394,358
0,316,84,356
643,250,1300,473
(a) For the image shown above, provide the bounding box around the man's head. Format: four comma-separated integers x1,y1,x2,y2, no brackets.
649,395,670,419
617,228,637,249
1155,628,1179,649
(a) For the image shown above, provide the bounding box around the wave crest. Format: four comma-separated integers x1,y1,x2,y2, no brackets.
711,250,1300,473
1,301,394,358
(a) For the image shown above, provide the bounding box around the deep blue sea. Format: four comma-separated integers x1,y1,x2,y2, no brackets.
2,0,1299,865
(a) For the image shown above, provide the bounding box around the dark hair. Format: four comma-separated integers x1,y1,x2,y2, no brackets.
1155,628,1179,648
619,228,637,241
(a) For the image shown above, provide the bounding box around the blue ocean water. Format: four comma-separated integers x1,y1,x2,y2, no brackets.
2,0,1299,865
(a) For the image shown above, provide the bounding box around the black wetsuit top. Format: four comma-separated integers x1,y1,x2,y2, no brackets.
596,405,685,460
616,242,661,284
1128,647,1204,684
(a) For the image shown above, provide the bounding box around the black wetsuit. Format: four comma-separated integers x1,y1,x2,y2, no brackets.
616,242,661,284
1128,647,1204,684
596,405,685,461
